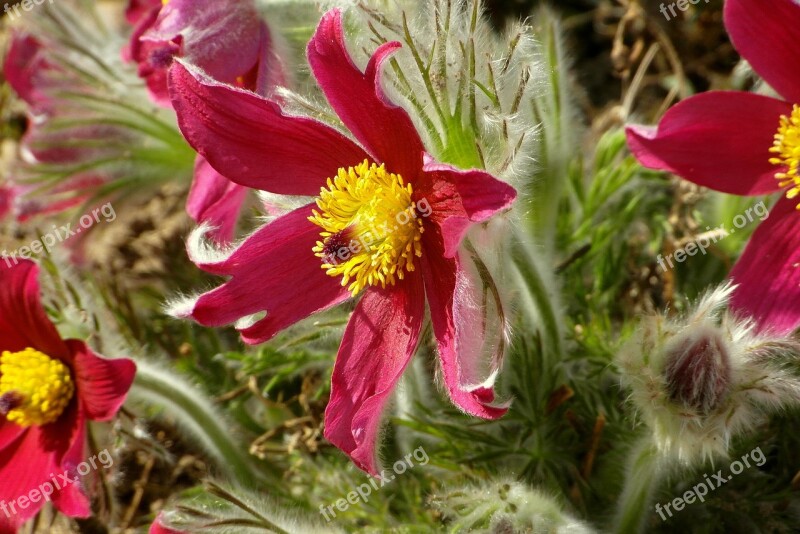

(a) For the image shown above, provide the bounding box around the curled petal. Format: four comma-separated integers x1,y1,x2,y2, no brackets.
626,91,789,196
324,275,425,475
421,155,517,257
67,340,136,422
422,230,509,419
308,9,425,179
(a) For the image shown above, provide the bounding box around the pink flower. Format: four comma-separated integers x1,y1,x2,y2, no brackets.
125,0,285,242
0,260,136,533
626,0,800,334
169,9,516,474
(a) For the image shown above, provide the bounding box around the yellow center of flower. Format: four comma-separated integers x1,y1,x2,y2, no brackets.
0,348,75,427
770,104,800,208
309,160,425,296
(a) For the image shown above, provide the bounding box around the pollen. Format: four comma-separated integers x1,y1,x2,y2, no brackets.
0,348,75,427
770,104,800,208
309,160,425,296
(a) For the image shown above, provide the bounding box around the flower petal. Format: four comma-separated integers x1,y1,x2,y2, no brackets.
0,259,68,358
307,9,425,179
724,0,800,103
47,405,91,518
422,231,509,419
3,34,46,109
324,274,425,475
729,196,800,334
180,205,351,344
143,0,262,85
169,61,370,196
420,155,517,257
187,157,248,243
67,340,136,422
0,404,88,526
626,91,790,196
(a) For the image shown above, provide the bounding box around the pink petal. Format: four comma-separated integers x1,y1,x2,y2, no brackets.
307,9,425,179
47,406,91,518
67,340,136,422
0,259,69,358
182,205,351,344
724,0,800,104
420,155,517,257
125,0,162,26
187,157,248,243
252,22,287,97
324,275,425,475
143,0,262,85
0,404,89,526
0,427,55,526
3,34,47,109
729,196,800,334
421,231,508,419
626,91,790,196
169,62,370,196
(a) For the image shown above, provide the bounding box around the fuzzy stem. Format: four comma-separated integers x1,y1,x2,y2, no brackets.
130,361,270,488
613,437,664,534
511,235,564,368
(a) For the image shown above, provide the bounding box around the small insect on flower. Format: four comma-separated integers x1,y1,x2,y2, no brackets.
0,259,136,533
168,8,516,474
617,283,800,465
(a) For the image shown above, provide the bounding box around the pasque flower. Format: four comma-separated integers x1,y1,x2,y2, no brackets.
0,260,136,533
169,9,516,473
126,0,284,242
626,0,800,334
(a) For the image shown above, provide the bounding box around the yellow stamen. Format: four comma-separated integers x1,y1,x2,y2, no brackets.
309,160,425,296
0,348,75,427
770,104,800,209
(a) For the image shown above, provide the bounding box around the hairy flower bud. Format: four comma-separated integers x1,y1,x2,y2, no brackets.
663,328,731,414
617,283,800,464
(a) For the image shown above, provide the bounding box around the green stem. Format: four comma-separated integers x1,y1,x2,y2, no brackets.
511,235,564,367
613,437,664,534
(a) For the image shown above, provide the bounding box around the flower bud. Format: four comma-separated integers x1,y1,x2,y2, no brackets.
663,328,731,414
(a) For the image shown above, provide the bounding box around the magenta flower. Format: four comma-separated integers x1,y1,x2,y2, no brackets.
626,0,800,334
169,9,516,473
126,0,284,242
0,260,136,533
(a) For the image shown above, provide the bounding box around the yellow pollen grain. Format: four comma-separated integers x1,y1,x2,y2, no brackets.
770,104,800,209
0,348,75,427
308,160,425,296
